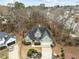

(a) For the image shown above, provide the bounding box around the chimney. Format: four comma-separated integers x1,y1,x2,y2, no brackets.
38,24,41,27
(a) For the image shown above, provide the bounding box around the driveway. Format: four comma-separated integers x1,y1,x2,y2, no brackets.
41,47,52,59
8,44,20,59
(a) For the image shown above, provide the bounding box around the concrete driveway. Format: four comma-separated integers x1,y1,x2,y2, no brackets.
41,47,52,59
8,44,20,59
41,42,53,59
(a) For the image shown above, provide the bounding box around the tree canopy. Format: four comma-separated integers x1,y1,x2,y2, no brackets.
14,2,25,9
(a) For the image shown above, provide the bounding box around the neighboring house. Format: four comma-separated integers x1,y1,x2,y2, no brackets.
1,19,8,24
65,17,75,29
0,32,16,48
24,25,54,47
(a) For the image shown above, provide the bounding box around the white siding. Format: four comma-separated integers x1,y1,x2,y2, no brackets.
25,36,32,42
42,35,52,42
35,29,42,38
0,38,5,45
6,38,16,45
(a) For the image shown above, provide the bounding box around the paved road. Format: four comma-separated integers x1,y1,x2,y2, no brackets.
8,44,20,59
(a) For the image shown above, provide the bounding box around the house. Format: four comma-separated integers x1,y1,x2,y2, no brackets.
0,32,16,48
24,25,55,59
24,25,54,47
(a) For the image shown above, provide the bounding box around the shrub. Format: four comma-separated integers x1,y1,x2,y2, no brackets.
61,57,65,59
34,42,40,45
61,52,64,57
37,52,42,58
0,46,7,50
27,49,37,57
22,41,31,45
27,48,42,58
71,57,75,59
61,48,65,59
68,41,73,46
61,48,64,52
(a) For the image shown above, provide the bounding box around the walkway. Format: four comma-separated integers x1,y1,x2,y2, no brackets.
8,44,20,59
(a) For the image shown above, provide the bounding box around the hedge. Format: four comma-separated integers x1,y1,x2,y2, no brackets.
22,41,31,45
34,42,40,45
0,46,7,50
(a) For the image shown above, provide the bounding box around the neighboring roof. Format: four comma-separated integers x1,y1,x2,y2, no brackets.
24,26,52,41
0,32,16,44
4,35,16,44
0,32,8,38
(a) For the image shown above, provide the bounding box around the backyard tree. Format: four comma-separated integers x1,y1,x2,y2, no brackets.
15,2,25,9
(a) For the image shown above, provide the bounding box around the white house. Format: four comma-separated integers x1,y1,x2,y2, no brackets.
24,25,54,59
0,32,16,48
6,35,16,46
0,38,5,47
24,25,54,47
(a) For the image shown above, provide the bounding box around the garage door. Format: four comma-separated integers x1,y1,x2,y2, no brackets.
41,42,52,48
7,41,15,46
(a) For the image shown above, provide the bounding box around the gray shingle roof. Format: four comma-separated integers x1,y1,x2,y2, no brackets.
24,26,51,41
0,32,16,44
0,32,8,38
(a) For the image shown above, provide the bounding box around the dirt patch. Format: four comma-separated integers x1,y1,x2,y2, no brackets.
52,43,79,59
63,46,79,59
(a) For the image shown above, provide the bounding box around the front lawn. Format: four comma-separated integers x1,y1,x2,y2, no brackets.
0,49,8,59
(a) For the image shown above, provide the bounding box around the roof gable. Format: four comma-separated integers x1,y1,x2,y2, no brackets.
0,32,8,38
42,35,52,42
24,35,32,42
24,26,52,41
41,31,52,42
34,28,42,38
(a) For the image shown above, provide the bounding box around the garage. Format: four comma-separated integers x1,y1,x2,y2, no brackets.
41,42,52,47
7,41,15,46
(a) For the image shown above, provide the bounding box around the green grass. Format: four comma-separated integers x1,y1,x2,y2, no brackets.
0,49,8,59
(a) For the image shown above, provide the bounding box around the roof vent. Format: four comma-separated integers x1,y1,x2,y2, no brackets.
38,24,41,27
